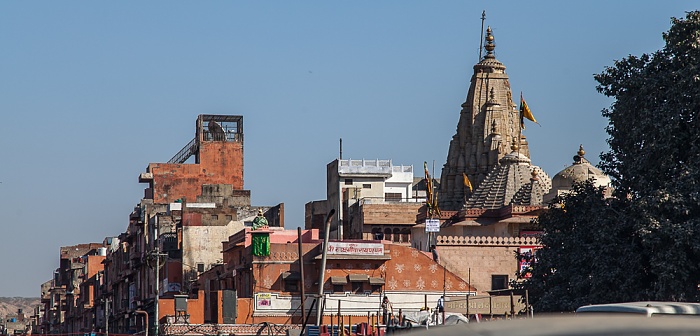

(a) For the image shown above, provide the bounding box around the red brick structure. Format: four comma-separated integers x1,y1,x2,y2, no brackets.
140,115,244,204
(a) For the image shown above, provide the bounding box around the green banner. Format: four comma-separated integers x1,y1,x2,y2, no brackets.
252,233,270,256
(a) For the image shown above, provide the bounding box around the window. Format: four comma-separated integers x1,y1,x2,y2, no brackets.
491,275,509,290
333,285,344,293
211,214,218,220
352,282,364,293
362,184,372,189
197,263,205,273
283,272,301,292
226,215,232,221
371,285,382,293
385,192,402,201
284,280,299,292
344,179,353,185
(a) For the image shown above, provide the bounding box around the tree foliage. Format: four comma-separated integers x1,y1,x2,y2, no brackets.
516,182,650,312
518,11,700,311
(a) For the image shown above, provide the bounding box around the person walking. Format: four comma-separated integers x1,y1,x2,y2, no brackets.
381,296,393,325
436,296,445,324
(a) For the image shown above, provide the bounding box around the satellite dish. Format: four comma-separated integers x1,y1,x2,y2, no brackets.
208,120,226,141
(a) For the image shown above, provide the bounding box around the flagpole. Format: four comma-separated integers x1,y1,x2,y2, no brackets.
518,92,523,154
478,11,486,61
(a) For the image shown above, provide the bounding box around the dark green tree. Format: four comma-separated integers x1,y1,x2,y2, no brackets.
518,11,700,310
516,182,649,312
595,11,700,301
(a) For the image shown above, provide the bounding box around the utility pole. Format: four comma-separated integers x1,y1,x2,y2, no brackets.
298,227,306,327
155,246,160,336
316,209,335,326
105,297,109,336
153,214,167,336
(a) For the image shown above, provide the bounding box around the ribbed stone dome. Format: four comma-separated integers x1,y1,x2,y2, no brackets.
464,146,551,210
551,145,611,190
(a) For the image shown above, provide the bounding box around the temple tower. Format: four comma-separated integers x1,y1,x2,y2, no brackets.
438,27,530,210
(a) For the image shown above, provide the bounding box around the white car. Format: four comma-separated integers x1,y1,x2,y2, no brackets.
575,301,700,317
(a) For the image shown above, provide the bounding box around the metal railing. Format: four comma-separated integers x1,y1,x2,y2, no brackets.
167,138,198,164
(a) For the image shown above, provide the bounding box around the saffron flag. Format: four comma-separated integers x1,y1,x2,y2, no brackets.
424,162,433,206
463,172,473,192
520,93,538,128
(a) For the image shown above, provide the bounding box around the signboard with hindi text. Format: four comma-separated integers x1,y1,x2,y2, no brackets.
327,242,384,255
445,295,525,315
425,219,440,232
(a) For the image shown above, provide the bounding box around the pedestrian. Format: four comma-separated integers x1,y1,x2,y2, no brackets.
437,295,444,313
381,296,393,325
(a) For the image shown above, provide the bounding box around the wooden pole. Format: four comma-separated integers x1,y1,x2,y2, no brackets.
367,312,370,336
525,289,530,318
442,263,446,325
338,300,342,336
466,294,469,319
510,290,515,318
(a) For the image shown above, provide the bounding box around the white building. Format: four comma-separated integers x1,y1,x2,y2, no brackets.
306,159,419,241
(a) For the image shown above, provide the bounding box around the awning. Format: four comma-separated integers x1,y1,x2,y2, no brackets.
330,276,348,285
369,277,385,285
282,272,301,281
348,274,369,282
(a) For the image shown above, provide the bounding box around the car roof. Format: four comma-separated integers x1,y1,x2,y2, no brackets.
410,315,700,336
575,301,700,316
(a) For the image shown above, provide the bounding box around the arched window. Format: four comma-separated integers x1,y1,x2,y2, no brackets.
384,228,392,242
372,228,384,240
401,229,410,243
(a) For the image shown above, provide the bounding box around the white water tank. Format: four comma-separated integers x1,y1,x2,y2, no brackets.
97,247,107,256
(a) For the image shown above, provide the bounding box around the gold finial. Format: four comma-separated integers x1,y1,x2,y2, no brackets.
511,138,519,151
577,144,585,157
531,169,539,181
484,26,495,56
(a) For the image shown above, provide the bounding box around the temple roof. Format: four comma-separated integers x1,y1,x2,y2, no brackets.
544,145,612,203
464,145,552,210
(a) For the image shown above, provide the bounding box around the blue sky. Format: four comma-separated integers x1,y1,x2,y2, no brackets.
0,2,693,297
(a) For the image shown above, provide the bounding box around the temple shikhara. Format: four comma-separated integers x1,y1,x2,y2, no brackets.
438,27,534,211
413,27,609,296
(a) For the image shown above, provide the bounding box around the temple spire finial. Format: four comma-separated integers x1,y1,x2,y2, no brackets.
484,26,496,58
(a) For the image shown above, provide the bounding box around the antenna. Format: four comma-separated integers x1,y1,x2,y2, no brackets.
339,138,343,160
478,10,486,61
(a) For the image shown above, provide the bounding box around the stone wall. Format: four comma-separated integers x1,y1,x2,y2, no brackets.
439,245,521,295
